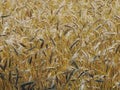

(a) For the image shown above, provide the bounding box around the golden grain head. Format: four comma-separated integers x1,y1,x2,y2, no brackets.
0,0,120,90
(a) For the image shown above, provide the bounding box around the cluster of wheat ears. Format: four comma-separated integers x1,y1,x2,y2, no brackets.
0,0,120,90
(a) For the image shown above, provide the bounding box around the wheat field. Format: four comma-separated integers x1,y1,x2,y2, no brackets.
0,0,120,90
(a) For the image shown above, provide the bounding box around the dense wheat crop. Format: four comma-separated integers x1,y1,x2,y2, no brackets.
0,0,120,90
